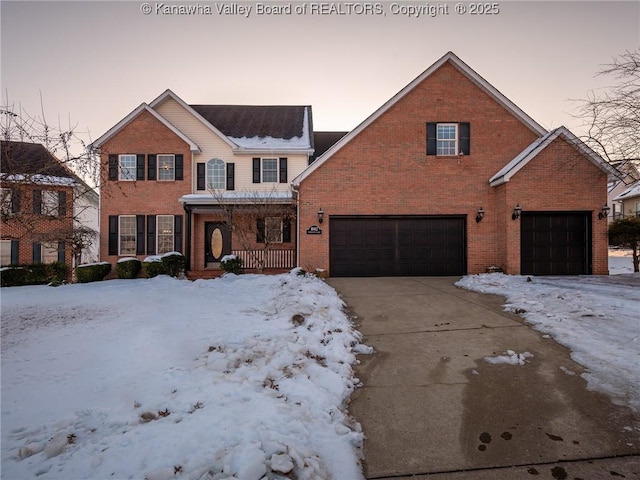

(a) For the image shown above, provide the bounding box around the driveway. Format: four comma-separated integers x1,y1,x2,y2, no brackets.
328,277,640,480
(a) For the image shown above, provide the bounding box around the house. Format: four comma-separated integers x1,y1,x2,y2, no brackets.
613,181,640,218
609,160,640,220
1,140,99,273
292,52,620,276
91,90,314,276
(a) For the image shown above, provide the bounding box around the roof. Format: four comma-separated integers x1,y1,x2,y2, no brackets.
489,126,622,187
179,191,293,205
1,140,75,179
293,51,547,186
310,132,348,163
613,181,640,201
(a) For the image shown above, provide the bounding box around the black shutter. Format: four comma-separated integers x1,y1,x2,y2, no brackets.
32,242,42,263
57,241,65,263
256,218,265,243
136,154,145,181
279,158,288,183
175,154,183,181
136,215,145,255
197,163,206,190
283,218,291,243
253,158,261,183
11,188,20,214
174,215,183,252
10,239,19,265
33,190,42,214
226,163,235,191
108,216,118,255
147,215,156,255
108,154,118,180
426,123,437,155
148,154,157,181
58,191,67,216
459,122,470,155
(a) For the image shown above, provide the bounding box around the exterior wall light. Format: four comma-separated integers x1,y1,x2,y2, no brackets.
598,204,610,220
475,206,485,223
512,204,522,220
317,208,324,224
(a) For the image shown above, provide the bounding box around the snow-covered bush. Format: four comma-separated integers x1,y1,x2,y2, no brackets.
142,256,165,278
116,258,141,279
160,252,185,278
76,262,111,283
1,262,68,287
221,254,244,275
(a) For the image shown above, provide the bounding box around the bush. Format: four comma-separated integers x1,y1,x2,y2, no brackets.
161,252,185,278
221,255,244,275
1,262,68,287
143,257,166,278
116,258,141,279
76,262,111,283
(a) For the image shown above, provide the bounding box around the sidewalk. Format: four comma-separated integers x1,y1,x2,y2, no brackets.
328,277,640,479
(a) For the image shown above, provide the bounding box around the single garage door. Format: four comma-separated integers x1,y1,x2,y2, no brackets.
330,216,466,277
521,212,591,275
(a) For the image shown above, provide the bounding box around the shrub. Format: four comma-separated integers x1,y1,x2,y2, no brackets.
143,257,166,278
76,262,111,283
161,252,185,278
221,255,244,275
1,262,68,287
116,258,141,279
1,267,27,287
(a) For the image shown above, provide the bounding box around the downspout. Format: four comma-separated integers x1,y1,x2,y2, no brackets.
292,183,300,268
184,204,192,271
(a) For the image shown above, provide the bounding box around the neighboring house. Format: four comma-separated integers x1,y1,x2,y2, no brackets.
293,52,620,276
608,160,640,220
613,181,640,219
0,140,99,273
91,90,314,275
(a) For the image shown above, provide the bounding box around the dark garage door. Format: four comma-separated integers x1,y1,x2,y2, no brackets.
330,216,466,277
521,212,591,275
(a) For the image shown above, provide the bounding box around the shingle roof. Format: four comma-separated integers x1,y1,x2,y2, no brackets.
190,105,308,140
311,132,348,163
1,140,73,178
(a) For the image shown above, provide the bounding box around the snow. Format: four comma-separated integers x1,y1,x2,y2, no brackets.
484,350,533,366
1,173,77,186
456,272,640,412
609,248,637,275
1,272,367,480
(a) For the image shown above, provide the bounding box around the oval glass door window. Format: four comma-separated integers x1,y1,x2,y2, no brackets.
211,228,223,260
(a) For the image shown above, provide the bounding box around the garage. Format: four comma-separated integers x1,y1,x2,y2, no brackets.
329,216,466,277
520,212,591,275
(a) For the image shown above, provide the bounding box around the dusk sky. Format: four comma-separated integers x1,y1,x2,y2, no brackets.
1,1,638,150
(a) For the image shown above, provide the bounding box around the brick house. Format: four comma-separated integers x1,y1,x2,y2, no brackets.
293,52,620,276
91,90,314,275
1,141,76,271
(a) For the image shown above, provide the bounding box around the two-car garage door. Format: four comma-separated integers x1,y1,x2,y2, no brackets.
330,216,466,277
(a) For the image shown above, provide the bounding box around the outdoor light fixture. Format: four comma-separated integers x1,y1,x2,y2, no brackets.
512,204,522,220
475,206,485,223
317,208,324,224
598,204,610,220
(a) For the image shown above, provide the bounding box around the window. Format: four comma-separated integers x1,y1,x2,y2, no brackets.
41,242,59,264
1,188,12,216
437,123,458,156
119,154,137,181
262,158,278,183
636,202,640,218
157,154,175,181
119,215,137,255
206,159,225,190
0,240,12,266
41,190,59,216
156,215,174,254
265,217,282,243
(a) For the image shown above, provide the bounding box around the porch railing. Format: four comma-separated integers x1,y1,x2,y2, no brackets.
232,249,296,270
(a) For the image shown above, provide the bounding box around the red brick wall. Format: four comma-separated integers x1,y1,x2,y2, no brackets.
99,110,191,264
298,62,540,275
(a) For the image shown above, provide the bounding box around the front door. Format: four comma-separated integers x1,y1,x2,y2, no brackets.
204,222,231,266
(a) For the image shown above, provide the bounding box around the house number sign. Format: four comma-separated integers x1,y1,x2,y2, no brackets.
306,225,322,235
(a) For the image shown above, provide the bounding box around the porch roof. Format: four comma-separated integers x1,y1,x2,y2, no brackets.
179,191,293,206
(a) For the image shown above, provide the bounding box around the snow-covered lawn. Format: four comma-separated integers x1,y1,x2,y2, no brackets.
1,272,367,480
456,272,640,413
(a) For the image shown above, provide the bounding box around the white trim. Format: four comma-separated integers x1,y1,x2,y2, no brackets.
436,123,458,156
90,102,200,152
293,51,547,187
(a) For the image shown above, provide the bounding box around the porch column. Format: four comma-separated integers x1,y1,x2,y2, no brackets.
184,205,192,271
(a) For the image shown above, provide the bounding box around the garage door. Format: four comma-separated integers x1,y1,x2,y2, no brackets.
330,216,466,277
521,212,591,275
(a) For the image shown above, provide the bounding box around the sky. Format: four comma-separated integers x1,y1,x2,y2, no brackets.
1,1,639,151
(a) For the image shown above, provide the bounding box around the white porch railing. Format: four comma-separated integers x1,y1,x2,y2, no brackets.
232,249,296,270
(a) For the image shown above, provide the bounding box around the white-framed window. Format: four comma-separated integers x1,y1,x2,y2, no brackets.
1,188,12,215
436,123,458,156
119,154,137,181
157,215,174,254
119,215,136,255
0,239,12,266
157,154,175,181
41,190,59,217
265,217,283,243
41,241,59,264
206,158,225,190
636,201,640,218
262,158,278,183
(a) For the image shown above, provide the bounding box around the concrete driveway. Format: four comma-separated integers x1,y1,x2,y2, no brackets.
328,277,640,480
